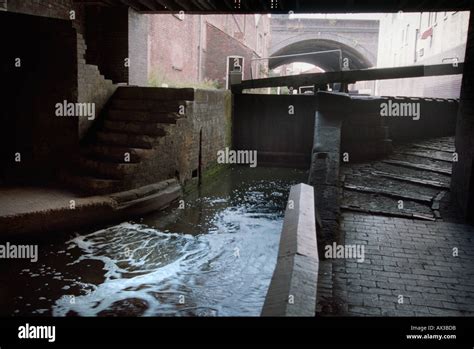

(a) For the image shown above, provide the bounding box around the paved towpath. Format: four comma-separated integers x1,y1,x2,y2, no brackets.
319,136,474,316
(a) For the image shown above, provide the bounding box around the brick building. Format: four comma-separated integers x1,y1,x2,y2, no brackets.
147,14,271,88
375,11,470,98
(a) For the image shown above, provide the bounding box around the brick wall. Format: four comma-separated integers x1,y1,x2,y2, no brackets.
147,14,271,87
205,14,271,58
376,45,466,98
77,33,118,139
148,14,201,85
85,6,129,83
130,89,232,188
204,23,260,87
128,9,149,86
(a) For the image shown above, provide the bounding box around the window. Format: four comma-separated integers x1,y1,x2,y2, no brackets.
414,29,419,62
405,24,410,46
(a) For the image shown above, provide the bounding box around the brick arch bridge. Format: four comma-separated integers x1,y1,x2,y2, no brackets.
269,16,379,71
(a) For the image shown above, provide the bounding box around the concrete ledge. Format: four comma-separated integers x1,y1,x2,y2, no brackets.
261,183,319,317
114,86,195,101
0,179,182,237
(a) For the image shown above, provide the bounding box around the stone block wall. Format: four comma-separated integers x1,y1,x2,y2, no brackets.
77,33,118,139
129,89,232,188
84,6,129,84
309,92,348,250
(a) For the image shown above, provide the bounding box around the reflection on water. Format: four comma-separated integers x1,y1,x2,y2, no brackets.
2,167,308,316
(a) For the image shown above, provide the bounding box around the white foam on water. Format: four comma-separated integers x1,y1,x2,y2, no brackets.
52,205,282,317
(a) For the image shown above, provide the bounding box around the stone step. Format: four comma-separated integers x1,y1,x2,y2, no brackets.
110,99,186,113
103,120,167,136
60,171,122,195
107,109,181,123
114,86,194,101
97,131,156,149
77,156,139,180
82,145,153,163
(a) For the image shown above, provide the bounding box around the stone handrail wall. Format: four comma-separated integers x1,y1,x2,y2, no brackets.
309,92,349,247
261,183,319,316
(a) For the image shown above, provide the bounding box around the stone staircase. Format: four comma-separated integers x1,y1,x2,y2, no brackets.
61,86,194,195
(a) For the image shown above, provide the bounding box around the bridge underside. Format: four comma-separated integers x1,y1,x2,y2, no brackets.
269,39,373,71
74,0,470,13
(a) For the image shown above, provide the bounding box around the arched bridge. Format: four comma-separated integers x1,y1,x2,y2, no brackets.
270,15,379,71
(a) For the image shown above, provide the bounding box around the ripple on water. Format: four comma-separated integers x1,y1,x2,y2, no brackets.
52,205,283,317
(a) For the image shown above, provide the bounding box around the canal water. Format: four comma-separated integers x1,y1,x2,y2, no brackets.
0,167,307,317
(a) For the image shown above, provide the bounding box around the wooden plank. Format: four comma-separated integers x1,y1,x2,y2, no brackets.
344,183,433,203
382,160,452,175
371,171,450,189
232,63,464,92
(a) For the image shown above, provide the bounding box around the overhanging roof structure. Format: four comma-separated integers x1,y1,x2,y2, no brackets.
73,0,472,13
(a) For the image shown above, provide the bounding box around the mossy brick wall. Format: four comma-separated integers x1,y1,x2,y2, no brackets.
129,89,232,189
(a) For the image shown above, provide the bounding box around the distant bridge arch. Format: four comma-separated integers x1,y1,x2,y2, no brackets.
269,16,379,72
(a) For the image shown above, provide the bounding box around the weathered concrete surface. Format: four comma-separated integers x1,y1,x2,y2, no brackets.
309,92,349,250
0,179,181,237
262,183,319,317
